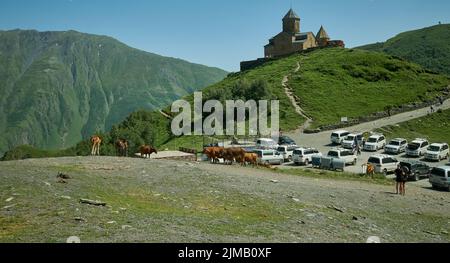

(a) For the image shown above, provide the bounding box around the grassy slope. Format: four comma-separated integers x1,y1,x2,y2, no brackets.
0,30,227,154
375,108,450,143
170,54,306,132
357,24,450,76
289,48,449,128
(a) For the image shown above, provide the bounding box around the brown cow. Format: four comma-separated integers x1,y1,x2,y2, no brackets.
222,148,235,165
140,145,158,159
203,147,224,163
223,147,246,165
242,153,258,167
115,139,128,157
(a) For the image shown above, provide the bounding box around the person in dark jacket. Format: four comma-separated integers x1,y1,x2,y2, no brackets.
400,165,410,196
394,165,403,195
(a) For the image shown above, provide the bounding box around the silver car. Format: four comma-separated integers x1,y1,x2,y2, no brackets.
429,166,450,191
384,138,408,154
254,150,284,165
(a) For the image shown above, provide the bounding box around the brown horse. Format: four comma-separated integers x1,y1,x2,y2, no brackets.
140,145,158,158
90,136,101,156
115,139,128,157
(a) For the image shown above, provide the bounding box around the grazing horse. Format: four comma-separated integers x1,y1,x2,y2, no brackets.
140,145,158,159
90,136,101,156
115,139,128,157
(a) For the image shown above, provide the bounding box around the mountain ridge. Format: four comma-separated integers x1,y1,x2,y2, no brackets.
357,24,450,76
0,29,227,154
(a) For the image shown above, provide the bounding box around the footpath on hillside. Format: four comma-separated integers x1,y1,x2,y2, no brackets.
282,62,313,131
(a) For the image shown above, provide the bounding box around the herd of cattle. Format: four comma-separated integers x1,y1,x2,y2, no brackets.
93,137,262,166
203,146,259,166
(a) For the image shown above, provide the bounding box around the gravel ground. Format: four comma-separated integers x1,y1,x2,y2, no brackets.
0,156,448,243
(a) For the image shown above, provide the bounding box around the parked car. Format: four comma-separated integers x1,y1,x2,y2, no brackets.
367,154,400,175
341,132,364,149
399,160,430,181
429,166,450,191
425,143,449,161
277,145,297,161
278,136,297,146
292,147,322,166
384,138,408,155
256,138,278,150
330,130,350,145
406,138,429,157
363,134,386,151
254,149,284,165
327,148,357,165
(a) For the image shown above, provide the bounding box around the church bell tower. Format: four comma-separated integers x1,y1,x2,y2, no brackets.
282,8,300,33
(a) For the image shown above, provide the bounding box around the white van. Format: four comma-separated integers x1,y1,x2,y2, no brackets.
363,134,386,151
425,143,449,161
327,148,357,165
277,145,297,161
256,138,278,150
292,148,322,166
367,154,399,175
385,138,408,154
406,138,429,157
330,130,350,145
254,149,284,165
342,132,364,149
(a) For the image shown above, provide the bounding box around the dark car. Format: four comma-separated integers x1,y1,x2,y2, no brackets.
400,161,430,181
279,136,296,146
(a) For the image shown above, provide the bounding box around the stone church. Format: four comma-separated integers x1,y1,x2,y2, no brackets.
240,8,344,71
264,9,344,58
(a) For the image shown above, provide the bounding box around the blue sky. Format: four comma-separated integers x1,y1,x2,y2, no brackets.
0,0,449,71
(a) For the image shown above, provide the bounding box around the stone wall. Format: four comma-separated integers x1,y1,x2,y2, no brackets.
240,58,273,72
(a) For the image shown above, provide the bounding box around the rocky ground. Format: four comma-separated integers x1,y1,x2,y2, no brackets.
0,156,449,243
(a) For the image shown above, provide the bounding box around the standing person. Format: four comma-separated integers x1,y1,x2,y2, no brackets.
430,105,435,113
401,165,410,196
394,165,403,195
357,143,362,156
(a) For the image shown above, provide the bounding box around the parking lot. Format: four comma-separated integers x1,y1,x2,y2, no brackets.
282,103,450,176
278,142,448,175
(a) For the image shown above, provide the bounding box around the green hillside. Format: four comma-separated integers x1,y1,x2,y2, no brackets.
288,48,449,128
0,30,227,154
177,47,448,130
184,55,307,131
358,24,450,76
